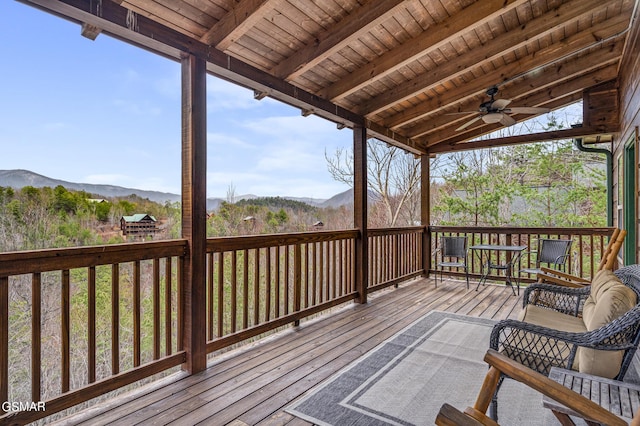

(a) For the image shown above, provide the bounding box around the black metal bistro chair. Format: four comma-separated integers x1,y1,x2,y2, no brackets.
435,236,469,289
519,238,572,278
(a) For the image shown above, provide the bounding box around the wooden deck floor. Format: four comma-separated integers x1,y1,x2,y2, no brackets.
53,277,524,426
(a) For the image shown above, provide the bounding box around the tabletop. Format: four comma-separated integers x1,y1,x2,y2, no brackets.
469,244,527,251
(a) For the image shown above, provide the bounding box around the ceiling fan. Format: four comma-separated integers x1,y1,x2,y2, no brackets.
454,86,550,131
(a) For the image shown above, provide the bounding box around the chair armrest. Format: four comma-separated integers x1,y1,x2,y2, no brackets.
435,404,488,426
436,350,627,426
523,282,589,315
539,267,590,285
482,349,627,426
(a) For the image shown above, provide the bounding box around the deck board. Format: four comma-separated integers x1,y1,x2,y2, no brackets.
52,277,524,426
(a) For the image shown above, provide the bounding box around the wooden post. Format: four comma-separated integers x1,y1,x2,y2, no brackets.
354,126,368,304
181,53,207,374
421,155,431,277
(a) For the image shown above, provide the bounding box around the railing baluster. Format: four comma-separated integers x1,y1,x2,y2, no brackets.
243,249,249,330
32,272,41,401
164,258,172,356
153,259,160,360
284,245,290,315
0,276,7,404
294,244,302,326
177,255,184,351
88,266,96,383
312,243,317,305
207,252,214,340
112,264,120,373
133,261,141,368
217,252,224,337
61,269,70,393
253,248,260,327
265,248,271,321
231,251,237,333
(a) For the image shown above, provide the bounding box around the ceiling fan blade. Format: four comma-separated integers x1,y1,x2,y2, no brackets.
505,106,551,114
456,116,482,131
499,114,516,126
491,98,512,110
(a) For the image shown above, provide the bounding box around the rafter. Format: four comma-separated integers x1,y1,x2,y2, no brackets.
427,124,610,154
358,0,626,117
413,66,618,141
271,0,407,80
418,61,619,147
382,36,624,131
319,0,529,102
201,0,283,50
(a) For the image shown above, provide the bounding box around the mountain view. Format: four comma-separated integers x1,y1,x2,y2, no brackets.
0,169,354,210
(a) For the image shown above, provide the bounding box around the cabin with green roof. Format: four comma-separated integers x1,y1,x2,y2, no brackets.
120,213,158,236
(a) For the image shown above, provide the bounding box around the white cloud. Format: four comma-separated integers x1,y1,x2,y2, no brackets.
208,132,254,149
207,77,261,112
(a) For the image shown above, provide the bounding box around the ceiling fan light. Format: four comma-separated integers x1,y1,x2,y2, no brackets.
483,112,503,124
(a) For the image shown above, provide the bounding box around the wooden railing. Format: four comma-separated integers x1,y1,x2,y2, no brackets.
368,226,424,291
0,240,187,424
205,230,358,353
1,225,614,423
429,226,615,283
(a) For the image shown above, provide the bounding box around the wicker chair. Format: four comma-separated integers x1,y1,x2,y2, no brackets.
488,264,640,420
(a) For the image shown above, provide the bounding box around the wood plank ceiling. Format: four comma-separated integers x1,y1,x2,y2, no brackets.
25,0,637,155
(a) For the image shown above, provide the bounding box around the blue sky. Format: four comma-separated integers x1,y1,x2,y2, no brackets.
0,2,353,200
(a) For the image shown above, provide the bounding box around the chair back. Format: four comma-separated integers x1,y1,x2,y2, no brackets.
601,229,626,271
441,236,468,259
537,238,572,267
613,264,640,380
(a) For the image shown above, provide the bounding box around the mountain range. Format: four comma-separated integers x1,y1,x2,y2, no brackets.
0,169,353,210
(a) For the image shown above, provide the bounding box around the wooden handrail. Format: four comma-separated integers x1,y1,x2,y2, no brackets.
0,226,612,424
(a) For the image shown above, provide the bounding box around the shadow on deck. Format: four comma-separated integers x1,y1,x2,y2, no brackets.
52,277,523,425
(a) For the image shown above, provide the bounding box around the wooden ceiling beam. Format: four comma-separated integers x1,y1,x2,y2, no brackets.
319,0,529,102
365,121,423,155
271,0,407,81
359,1,626,117
427,124,609,155
201,0,283,50
383,36,624,130
118,0,211,38
414,65,618,142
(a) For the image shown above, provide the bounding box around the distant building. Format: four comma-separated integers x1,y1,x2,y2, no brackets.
120,214,158,236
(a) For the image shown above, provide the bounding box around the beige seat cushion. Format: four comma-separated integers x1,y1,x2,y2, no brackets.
519,305,587,333
578,270,637,378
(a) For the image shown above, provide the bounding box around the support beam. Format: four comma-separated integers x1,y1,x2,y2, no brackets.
353,126,368,304
181,53,207,374
428,126,611,154
421,155,431,277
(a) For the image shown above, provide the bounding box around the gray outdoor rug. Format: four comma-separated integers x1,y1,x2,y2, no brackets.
285,310,560,425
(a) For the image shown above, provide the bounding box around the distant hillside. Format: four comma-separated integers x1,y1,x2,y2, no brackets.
0,170,181,205
0,170,354,210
